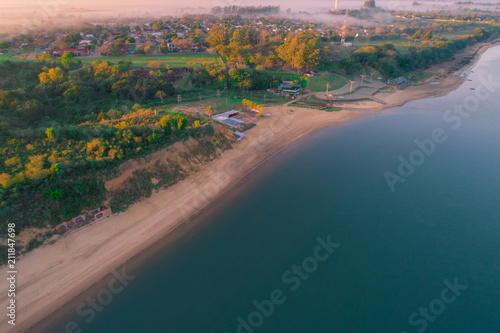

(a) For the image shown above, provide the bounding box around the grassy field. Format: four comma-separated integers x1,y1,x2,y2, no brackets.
80,53,221,68
0,54,28,62
159,89,290,112
0,52,223,68
307,73,346,92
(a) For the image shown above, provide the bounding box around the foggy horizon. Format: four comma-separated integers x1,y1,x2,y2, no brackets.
0,0,495,33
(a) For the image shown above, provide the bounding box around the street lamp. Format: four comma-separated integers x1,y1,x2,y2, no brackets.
349,80,355,93
360,74,367,86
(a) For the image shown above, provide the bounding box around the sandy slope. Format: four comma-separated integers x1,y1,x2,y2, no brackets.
1,39,498,333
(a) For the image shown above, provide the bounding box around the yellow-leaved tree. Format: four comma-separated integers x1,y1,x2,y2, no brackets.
0,173,12,188
205,106,213,118
39,67,64,85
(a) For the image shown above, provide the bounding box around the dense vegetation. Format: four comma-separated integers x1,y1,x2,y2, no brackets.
341,28,495,78
206,24,326,71
0,59,233,237
1,10,499,262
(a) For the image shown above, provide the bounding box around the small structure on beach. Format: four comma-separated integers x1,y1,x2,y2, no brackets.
212,110,240,122
278,81,301,96
223,118,245,128
55,206,112,234
388,77,412,89
212,110,246,128
234,131,246,141
387,77,407,85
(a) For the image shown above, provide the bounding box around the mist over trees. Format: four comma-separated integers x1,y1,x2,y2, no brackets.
211,6,280,15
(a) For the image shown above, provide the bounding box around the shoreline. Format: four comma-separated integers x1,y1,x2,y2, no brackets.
1,39,498,333
339,39,500,112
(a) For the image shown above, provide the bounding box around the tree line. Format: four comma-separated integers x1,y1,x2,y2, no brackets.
341,28,494,78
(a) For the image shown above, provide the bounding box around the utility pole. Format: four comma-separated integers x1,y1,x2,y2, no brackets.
360,74,367,86
349,80,355,93
326,82,330,97
327,94,333,105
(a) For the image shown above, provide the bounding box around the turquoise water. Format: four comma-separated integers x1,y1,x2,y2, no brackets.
41,47,500,333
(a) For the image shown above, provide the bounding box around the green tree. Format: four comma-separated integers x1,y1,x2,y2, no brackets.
177,116,187,131
413,30,422,41
160,115,171,128
61,52,80,69
64,32,82,44
422,30,432,41
277,32,325,71
155,90,166,102
206,23,231,55
45,128,55,142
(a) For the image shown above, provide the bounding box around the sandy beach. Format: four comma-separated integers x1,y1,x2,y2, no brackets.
1,39,498,333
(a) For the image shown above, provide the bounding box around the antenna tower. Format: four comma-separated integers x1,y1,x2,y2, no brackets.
341,10,349,47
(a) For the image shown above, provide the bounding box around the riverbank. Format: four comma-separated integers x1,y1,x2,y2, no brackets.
0,106,367,333
339,39,500,111
1,39,498,333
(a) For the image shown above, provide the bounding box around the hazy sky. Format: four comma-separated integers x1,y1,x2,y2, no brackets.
0,0,459,11
0,0,487,33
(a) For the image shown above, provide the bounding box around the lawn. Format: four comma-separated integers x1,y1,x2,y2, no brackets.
80,53,221,68
0,54,28,62
0,52,223,68
307,73,346,92
264,70,306,85
159,89,290,112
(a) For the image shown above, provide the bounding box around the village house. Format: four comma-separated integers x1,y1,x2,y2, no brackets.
192,45,204,52
167,42,178,51
278,81,301,96
13,41,34,49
